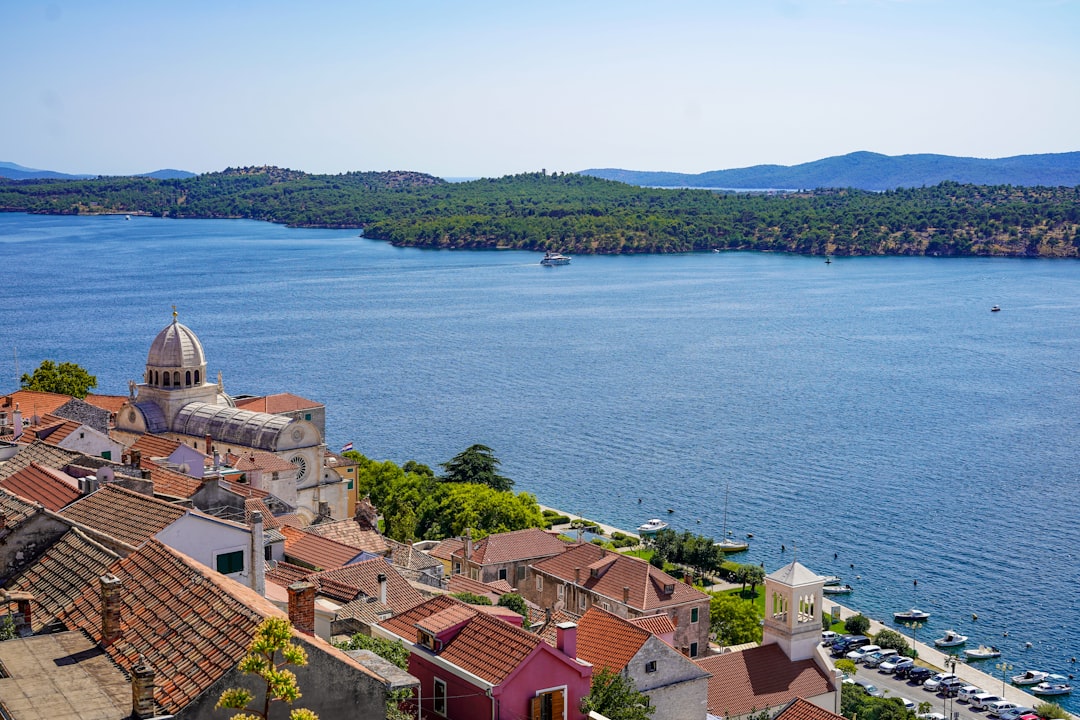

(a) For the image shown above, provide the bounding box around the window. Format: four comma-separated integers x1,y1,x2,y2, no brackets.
517,565,526,581
531,689,565,720
557,584,564,600
173,372,180,386
101,450,111,460
163,373,171,387
645,660,657,673
194,370,200,384
215,550,244,575
453,562,461,574
433,678,447,715
264,546,272,561
347,481,353,490
691,607,699,624
690,642,699,658
304,413,311,421
418,630,437,651
579,594,587,611
185,370,191,386
536,576,543,592
499,568,508,581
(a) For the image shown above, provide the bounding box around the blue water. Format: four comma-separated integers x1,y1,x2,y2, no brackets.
2,213,1078,703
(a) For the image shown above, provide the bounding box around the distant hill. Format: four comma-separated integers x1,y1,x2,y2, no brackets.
0,162,195,180
580,151,1080,191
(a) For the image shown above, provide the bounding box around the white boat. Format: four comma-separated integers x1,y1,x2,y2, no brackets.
1011,670,1049,686
934,630,968,647
1032,675,1073,696
637,518,669,535
823,584,853,595
821,575,843,586
895,608,931,623
964,645,1001,659
540,251,571,266
714,486,748,552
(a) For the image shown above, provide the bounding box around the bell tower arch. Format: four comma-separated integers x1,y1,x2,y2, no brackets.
762,559,825,661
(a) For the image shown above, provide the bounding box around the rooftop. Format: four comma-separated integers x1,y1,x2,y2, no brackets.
305,517,388,555
458,527,571,565
0,461,80,511
280,525,370,571
59,483,186,548
696,643,834,718
234,392,324,414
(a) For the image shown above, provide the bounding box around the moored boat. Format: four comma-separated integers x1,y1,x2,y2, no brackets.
964,645,1001,660
934,630,968,647
540,250,571,266
823,584,853,595
715,537,749,552
637,518,669,535
821,575,843,586
894,608,931,623
1011,670,1049,686
1032,675,1072,696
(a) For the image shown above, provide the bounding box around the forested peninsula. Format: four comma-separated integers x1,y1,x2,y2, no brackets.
2,166,1079,257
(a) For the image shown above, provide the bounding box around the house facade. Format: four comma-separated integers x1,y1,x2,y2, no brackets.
450,527,571,587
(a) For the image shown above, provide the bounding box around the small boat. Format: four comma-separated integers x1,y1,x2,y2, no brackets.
825,257,832,264
637,518,669,535
964,645,1001,660
934,630,968,647
821,575,843,586
715,538,749,553
895,608,931,623
540,250,571,266
823,584,854,595
1011,670,1050,686
1032,675,1073,696
125,215,131,220
991,306,1001,312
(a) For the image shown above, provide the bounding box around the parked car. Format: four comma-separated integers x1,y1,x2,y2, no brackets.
997,707,1036,720
923,673,958,691
898,698,916,710
918,714,946,720
881,656,915,674
907,667,934,684
822,631,838,645
848,645,883,663
832,635,871,657
972,694,1004,711
988,701,1018,717
940,678,968,697
957,686,985,703
864,649,900,668
894,664,916,679
855,679,884,697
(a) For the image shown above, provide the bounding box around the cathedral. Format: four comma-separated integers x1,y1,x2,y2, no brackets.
115,311,346,521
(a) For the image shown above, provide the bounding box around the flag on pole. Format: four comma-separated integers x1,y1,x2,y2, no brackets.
341,442,354,453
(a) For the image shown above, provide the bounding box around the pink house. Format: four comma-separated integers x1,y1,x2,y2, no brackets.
375,595,592,720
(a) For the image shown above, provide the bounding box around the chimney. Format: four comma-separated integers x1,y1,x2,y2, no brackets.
205,433,213,455
378,573,387,605
12,403,21,440
131,655,156,719
129,448,141,467
100,574,123,644
556,622,578,659
574,567,581,585
16,596,32,631
287,581,316,635
251,511,266,596
623,586,630,604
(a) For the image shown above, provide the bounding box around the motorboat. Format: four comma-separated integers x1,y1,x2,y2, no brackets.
991,306,1001,312
637,518,669,535
934,630,968,647
964,645,1001,660
1011,670,1049,686
1032,676,1073,696
540,250,571,266
823,584,854,595
894,608,931,623
821,575,843,586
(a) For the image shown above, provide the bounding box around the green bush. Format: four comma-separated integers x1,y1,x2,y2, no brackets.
844,614,871,636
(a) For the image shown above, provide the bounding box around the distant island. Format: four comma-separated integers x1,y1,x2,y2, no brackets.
581,150,1080,191
2,164,1079,258
0,161,195,181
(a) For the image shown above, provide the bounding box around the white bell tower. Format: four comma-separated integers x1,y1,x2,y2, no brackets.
762,559,825,661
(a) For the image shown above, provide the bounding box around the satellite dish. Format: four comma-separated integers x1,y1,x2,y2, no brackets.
177,463,190,474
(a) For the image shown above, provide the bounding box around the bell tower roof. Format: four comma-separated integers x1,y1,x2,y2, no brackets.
147,308,206,370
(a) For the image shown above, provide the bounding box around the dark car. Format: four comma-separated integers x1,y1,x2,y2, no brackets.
940,678,967,697
907,667,934,684
831,635,871,657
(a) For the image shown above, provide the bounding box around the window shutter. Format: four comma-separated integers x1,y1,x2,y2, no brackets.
551,689,564,718
530,695,542,720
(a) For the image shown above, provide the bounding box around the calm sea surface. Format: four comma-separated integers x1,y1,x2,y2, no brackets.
2,213,1078,703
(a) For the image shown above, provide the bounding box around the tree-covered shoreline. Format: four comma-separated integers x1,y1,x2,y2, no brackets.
2,166,1078,258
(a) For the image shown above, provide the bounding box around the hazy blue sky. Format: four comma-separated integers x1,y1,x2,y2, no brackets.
5,1,1078,178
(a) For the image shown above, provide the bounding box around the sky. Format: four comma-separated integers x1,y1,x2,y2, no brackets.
4,0,1079,178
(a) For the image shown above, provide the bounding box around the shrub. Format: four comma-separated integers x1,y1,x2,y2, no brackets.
844,614,871,635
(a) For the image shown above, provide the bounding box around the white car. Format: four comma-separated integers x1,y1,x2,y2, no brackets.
898,698,916,711
972,694,1004,711
880,656,914,673
863,649,899,668
957,686,984,703
847,645,882,662
988,701,1018,718
918,714,946,720
923,673,957,691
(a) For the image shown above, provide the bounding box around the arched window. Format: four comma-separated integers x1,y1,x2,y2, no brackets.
186,371,192,386
164,372,171,387
195,370,201,385
173,371,180,386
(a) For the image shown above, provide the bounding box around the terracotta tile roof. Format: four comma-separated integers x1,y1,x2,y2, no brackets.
0,439,80,481
22,415,82,445
417,603,478,634
280,525,367,571
219,477,271,499
234,392,323,414
266,560,313,588
0,461,81,511
0,486,41,531
143,458,203,499
571,606,651,672
277,513,306,528
629,613,676,636
533,543,710,611
696,643,834,718
83,393,129,414
380,595,546,685
131,433,182,459
428,537,464,562
0,389,72,419
385,537,443,573
56,539,386,715
308,558,424,612
246,497,283,528
3,527,119,632
305,518,388,554
334,597,393,625
448,574,511,602
776,698,846,720
460,527,571,565
229,449,298,474
534,608,581,646
59,483,186,548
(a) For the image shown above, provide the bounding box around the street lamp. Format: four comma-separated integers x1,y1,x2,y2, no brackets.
944,656,959,719
996,661,1014,697
909,622,924,654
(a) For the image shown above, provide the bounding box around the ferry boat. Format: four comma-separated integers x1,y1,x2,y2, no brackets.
541,251,571,266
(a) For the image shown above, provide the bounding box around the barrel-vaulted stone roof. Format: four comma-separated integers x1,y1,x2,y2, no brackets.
172,402,312,451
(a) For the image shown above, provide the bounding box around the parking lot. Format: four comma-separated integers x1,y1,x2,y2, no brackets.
848,662,1024,720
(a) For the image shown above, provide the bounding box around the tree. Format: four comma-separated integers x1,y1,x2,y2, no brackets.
20,359,97,398
215,617,318,720
580,666,655,720
439,444,513,491
450,592,492,605
873,629,911,656
710,593,763,646
743,564,766,595
334,633,409,670
498,593,528,618
844,614,870,636
1035,702,1071,720
835,659,857,678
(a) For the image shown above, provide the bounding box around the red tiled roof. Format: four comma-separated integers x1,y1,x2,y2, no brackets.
143,458,202,499
427,537,464,562
56,540,385,715
0,440,79,482
308,558,424,612
305,518,388,554
379,595,546,685
534,608,582,646
417,603,478,635
229,449,298,474
0,390,72,419
4,527,119,632
266,560,312,588
448,574,507,602
21,415,81,446
246,497,283,529
533,543,710,611
0,486,40,529
218,478,271,499
234,393,323,414
460,527,570,565
573,607,651,672
280,525,366,571
83,394,129,414
776,698,846,720
629,613,676,637
59,483,186,548
0,462,80,511
131,433,183,459
696,644,834,718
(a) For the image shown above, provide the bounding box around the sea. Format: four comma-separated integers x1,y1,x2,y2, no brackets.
2,213,1078,706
